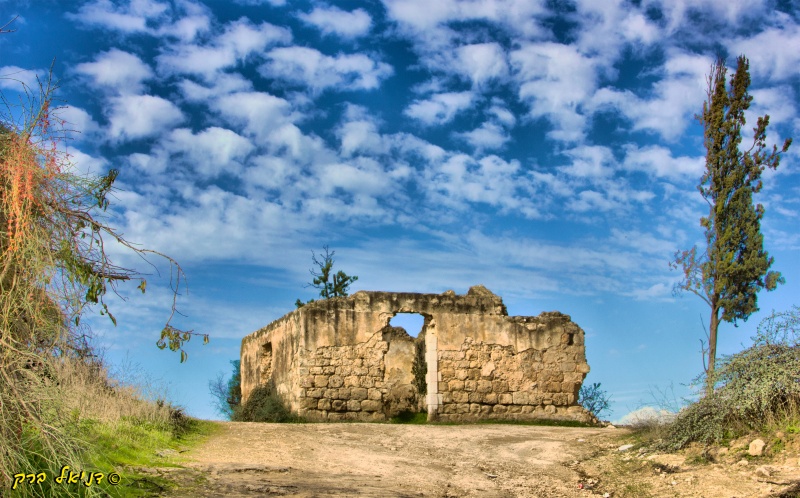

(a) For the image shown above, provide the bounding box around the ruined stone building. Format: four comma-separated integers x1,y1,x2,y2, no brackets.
240,285,593,423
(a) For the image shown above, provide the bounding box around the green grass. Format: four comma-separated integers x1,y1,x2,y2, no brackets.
72,418,219,497
389,411,428,424
474,418,594,428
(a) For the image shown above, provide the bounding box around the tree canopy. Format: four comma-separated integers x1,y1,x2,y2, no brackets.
671,55,791,393
295,245,358,307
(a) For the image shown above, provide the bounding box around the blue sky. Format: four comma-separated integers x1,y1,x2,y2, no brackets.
2,0,798,422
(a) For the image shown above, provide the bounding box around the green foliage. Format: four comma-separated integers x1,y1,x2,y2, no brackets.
296,245,358,307
389,411,428,424
578,382,611,419
208,360,241,420
671,55,791,390
232,382,299,423
412,338,427,397
661,307,800,450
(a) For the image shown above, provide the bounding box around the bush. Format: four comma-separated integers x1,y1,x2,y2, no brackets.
660,307,800,450
209,360,241,419
233,382,299,423
579,382,611,419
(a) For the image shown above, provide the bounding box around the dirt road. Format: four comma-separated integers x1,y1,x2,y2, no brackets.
147,422,800,498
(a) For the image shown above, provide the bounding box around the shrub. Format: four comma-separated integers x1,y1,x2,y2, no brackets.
208,360,241,419
233,382,298,423
660,307,800,450
579,382,611,419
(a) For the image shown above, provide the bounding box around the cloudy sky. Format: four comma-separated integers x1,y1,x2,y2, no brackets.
2,0,798,422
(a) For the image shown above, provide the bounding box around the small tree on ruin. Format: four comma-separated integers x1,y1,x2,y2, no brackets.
671,55,791,395
295,245,358,307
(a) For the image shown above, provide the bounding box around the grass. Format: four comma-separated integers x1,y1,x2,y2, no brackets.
3,354,219,498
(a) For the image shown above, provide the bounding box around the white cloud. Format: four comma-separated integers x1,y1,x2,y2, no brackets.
510,43,599,142
160,13,210,42
66,148,109,176
67,0,169,33
622,144,704,180
74,48,153,94
404,91,474,125
337,105,387,157
178,72,253,102
455,122,510,151
730,26,800,83
423,153,539,217
232,0,285,5
158,19,291,79
210,91,297,145
590,51,708,141
560,145,615,178
106,95,184,142
259,47,393,93
454,43,508,87
381,0,549,36
163,127,255,178
573,0,660,58
55,105,100,138
0,65,45,90
298,6,372,39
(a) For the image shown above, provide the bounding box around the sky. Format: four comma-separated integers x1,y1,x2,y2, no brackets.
1,0,798,423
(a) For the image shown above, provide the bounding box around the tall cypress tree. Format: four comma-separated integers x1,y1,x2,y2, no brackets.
672,55,792,394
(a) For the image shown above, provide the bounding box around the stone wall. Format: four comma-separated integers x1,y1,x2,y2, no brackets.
240,286,594,423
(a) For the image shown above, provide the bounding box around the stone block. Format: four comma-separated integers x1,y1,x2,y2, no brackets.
469,403,481,414
351,387,368,400
476,380,492,393
367,388,382,400
322,366,336,375
468,392,483,403
300,397,318,409
492,380,509,393
448,379,464,392
328,375,344,388
464,380,477,392
512,392,529,405
331,399,346,412
318,398,331,410
452,391,469,403
337,388,351,400
347,400,362,411
498,393,512,404
483,392,497,404
361,399,382,412
494,404,508,414
456,369,468,381
314,375,329,387
456,403,470,414
307,388,324,399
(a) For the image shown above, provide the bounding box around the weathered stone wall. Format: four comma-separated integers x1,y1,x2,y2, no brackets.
241,286,593,423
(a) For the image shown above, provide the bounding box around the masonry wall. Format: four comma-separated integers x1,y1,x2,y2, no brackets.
240,286,594,423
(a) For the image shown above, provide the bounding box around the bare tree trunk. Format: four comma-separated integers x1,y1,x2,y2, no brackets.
706,306,720,396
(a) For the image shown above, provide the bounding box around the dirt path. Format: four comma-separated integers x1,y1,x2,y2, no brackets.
146,422,800,498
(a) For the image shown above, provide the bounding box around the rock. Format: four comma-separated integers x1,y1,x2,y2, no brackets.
717,447,729,456
618,444,634,452
606,424,617,429
755,466,771,478
737,459,749,466
748,439,766,456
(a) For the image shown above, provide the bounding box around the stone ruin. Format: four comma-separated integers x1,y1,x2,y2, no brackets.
240,285,594,423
